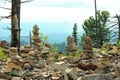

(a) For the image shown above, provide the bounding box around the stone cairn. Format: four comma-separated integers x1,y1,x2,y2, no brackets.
0,40,9,49
31,24,42,51
9,47,18,57
0,40,9,55
31,24,50,59
66,36,78,54
20,44,34,57
82,36,93,59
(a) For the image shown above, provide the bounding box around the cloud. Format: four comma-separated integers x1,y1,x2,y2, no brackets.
21,5,94,24
25,0,93,8
96,0,120,14
1,0,120,25
0,0,120,35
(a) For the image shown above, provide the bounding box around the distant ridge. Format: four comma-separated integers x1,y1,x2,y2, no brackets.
0,32,84,44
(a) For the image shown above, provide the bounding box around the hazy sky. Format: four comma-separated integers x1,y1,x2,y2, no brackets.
0,0,120,36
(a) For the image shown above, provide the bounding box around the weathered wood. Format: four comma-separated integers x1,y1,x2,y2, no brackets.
11,0,21,55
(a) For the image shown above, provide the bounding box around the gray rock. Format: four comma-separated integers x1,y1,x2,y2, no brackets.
11,77,22,80
115,78,120,80
42,47,50,54
9,69,26,76
52,61,69,71
115,62,120,77
65,68,80,80
78,73,114,80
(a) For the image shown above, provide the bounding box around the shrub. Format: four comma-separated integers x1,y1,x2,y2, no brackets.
0,48,7,59
75,51,82,58
117,40,120,48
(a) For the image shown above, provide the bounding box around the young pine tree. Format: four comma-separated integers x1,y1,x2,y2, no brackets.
72,23,78,45
82,10,111,48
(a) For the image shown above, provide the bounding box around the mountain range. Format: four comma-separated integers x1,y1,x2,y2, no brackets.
0,32,83,44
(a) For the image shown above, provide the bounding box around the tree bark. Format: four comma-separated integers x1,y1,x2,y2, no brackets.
94,0,98,47
11,0,21,55
116,14,120,40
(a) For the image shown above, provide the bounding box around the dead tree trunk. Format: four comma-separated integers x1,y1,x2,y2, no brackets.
116,14,120,40
29,31,32,46
11,14,19,47
11,0,21,55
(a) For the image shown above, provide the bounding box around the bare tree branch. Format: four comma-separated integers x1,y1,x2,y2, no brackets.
0,15,11,21
2,0,33,3
21,0,34,3
0,6,11,10
109,23,118,28
3,26,11,30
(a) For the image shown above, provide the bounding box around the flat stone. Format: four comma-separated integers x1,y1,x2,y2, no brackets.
7,63,22,70
20,53,29,57
10,47,17,52
0,72,12,79
51,77,60,80
79,73,114,80
25,72,36,77
28,51,35,55
42,47,50,54
41,71,50,78
52,61,69,71
95,65,111,74
2,68,12,73
65,68,80,79
23,63,31,69
9,69,26,76
0,79,6,80
115,78,120,80
11,77,22,80
115,62,120,77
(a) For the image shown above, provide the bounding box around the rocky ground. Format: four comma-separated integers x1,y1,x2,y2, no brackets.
0,44,120,80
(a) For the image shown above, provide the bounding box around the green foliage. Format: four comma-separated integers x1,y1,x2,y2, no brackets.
79,34,85,45
49,47,59,61
67,51,82,59
93,48,99,51
0,48,7,59
52,42,66,52
67,53,74,59
102,48,108,53
117,40,120,48
40,32,48,43
49,56,56,61
75,52,79,58
72,23,78,45
39,32,49,46
50,47,59,54
82,10,111,48
53,47,59,52
61,52,66,56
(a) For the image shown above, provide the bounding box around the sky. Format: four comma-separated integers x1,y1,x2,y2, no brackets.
0,0,120,37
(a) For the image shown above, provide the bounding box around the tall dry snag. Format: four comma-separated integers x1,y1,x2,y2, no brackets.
11,14,19,47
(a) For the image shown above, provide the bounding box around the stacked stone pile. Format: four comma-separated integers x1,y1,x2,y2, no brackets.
1,35,120,79
0,45,65,80
82,36,93,59
66,36,78,54
32,24,42,51
20,44,34,57
0,40,9,48
31,24,50,59
1,46,120,80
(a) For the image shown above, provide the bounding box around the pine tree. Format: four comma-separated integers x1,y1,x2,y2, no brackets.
82,10,111,48
72,23,78,45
